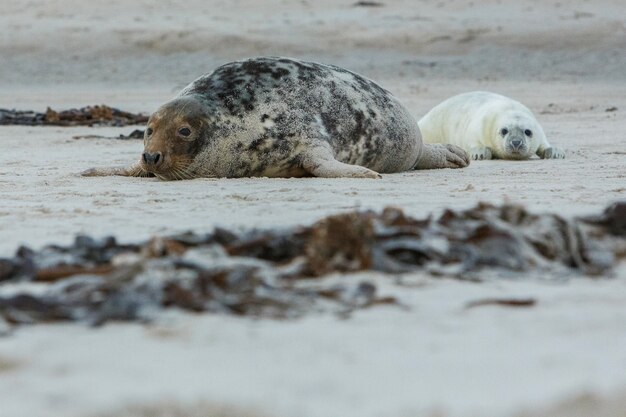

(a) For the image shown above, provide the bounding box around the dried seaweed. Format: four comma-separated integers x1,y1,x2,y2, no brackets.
0,106,148,127
353,1,385,7
465,298,537,309
72,129,146,140
582,201,626,236
0,202,624,330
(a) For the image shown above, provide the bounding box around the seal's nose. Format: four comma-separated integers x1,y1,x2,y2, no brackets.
142,152,162,167
511,139,523,150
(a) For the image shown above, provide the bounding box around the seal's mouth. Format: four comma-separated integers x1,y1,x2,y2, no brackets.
141,155,195,181
504,137,531,159
503,148,532,160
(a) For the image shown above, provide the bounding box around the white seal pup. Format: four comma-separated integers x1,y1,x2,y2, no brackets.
418,91,565,160
83,57,469,180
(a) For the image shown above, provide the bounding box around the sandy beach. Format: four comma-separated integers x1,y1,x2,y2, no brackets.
1,1,625,416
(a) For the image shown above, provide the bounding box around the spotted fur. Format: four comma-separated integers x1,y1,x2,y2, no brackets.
83,57,470,180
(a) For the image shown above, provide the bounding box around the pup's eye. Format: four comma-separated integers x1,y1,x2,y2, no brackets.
500,128,509,136
524,129,533,137
178,127,191,137
146,128,153,136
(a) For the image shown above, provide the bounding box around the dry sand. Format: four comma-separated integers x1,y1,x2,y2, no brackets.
0,1,625,416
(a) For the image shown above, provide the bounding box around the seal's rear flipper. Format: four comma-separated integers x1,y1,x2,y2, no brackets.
81,163,152,177
415,144,470,169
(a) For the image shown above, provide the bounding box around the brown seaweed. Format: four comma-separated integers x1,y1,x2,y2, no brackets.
72,129,146,140
0,202,624,330
353,1,385,6
466,298,537,309
0,106,148,127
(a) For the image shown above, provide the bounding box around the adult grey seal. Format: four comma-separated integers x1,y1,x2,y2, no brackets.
418,91,566,161
83,57,469,180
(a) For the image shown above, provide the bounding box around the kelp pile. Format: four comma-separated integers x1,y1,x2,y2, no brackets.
0,202,624,330
0,105,148,127
72,129,145,140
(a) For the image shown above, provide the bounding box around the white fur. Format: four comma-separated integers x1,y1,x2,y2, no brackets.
418,91,563,160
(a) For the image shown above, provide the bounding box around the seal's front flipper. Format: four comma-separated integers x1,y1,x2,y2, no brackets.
302,147,381,179
415,144,470,169
303,158,381,178
468,146,493,161
537,146,566,159
81,162,152,177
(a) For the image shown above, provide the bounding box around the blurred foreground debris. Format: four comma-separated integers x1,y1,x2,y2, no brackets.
0,106,148,127
0,202,624,330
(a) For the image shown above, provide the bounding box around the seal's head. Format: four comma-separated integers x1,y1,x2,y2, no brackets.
491,113,542,160
141,96,208,180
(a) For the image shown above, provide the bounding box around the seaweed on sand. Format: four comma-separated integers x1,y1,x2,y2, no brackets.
0,105,148,127
0,202,624,330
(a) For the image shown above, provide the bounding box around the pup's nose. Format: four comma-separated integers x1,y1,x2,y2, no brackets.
142,152,162,166
511,139,523,150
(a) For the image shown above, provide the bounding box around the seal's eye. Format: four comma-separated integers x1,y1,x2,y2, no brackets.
146,128,153,136
178,127,192,137
524,129,533,137
500,128,509,136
